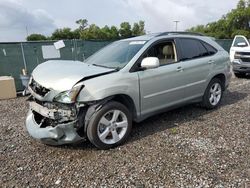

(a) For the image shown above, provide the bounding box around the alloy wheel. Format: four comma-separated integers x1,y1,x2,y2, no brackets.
97,110,128,145
209,83,222,106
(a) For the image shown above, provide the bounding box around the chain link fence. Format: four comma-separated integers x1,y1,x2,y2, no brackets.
0,40,111,91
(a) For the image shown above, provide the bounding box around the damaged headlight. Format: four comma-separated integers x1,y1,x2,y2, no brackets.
54,85,83,104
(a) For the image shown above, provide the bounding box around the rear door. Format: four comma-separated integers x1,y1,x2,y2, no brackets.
175,38,217,98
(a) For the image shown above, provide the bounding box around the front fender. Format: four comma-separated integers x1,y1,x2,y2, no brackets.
76,72,140,116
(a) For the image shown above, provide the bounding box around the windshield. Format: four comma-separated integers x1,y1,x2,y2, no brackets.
85,40,146,69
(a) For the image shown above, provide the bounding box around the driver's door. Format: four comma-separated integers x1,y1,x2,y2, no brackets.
137,40,187,116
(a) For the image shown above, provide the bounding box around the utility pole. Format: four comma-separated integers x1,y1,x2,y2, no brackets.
173,21,180,31
25,26,29,39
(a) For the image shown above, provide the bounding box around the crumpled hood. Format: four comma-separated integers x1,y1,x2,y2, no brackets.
32,60,114,91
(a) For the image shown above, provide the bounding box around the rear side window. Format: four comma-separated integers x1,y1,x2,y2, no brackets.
201,42,217,55
179,38,209,61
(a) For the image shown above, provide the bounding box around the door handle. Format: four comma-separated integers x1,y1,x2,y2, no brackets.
208,60,215,64
176,67,184,72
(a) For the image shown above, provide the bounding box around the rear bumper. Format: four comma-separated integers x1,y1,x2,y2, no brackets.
26,110,84,145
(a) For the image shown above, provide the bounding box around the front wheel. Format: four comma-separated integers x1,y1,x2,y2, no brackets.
202,78,223,109
87,101,132,149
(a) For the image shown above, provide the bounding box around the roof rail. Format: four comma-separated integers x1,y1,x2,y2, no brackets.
157,31,205,37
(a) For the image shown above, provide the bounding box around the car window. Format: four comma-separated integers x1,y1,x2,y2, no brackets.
85,41,145,69
143,41,177,66
179,38,211,61
233,36,248,47
201,41,217,55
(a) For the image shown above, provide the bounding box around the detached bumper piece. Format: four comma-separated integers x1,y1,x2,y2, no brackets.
26,100,85,145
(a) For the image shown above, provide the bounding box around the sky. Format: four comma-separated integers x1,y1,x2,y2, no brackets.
0,0,238,42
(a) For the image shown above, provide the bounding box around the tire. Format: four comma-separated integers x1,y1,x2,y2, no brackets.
202,78,223,109
234,72,246,78
87,101,132,149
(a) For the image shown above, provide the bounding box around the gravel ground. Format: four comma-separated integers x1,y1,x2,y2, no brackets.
1,77,250,187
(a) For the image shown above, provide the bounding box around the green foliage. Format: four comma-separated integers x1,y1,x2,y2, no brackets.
76,19,88,31
187,0,250,39
27,20,146,41
132,21,146,36
51,28,76,40
119,22,132,38
26,34,47,41
78,20,145,40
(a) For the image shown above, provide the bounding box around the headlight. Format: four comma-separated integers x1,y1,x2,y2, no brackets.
54,85,83,104
234,52,241,59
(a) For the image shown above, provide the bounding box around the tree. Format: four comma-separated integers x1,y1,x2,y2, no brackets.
138,21,146,35
28,19,146,40
110,26,119,39
132,21,146,36
80,24,102,39
187,0,250,38
26,34,47,41
132,23,140,36
119,22,132,38
76,19,88,31
51,28,76,40
237,0,246,9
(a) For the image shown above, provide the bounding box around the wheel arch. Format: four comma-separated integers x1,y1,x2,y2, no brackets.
81,94,138,137
111,94,138,121
209,73,226,90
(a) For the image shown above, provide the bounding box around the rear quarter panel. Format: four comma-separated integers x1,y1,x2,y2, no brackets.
205,50,231,90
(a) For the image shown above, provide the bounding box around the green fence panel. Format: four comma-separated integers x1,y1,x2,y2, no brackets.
215,39,233,52
0,40,111,91
0,43,27,91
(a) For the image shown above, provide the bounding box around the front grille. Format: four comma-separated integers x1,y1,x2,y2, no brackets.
240,58,250,63
29,79,50,97
238,52,250,56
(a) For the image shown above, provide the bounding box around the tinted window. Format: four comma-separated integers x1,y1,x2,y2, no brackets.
202,42,217,55
179,39,209,61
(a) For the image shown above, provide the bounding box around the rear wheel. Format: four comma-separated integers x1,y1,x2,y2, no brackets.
87,101,132,149
202,78,223,109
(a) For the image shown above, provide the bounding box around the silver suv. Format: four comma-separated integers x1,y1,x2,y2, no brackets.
26,32,232,149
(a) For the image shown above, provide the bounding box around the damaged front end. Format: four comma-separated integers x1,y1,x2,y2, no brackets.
26,79,88,145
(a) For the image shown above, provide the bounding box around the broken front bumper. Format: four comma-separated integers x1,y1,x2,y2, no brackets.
26,109,84,145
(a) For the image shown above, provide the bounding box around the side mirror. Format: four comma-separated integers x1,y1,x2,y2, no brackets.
237,42,248,47
141,57,160,70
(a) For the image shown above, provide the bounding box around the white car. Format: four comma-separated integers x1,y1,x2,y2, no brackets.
230,35,250,78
